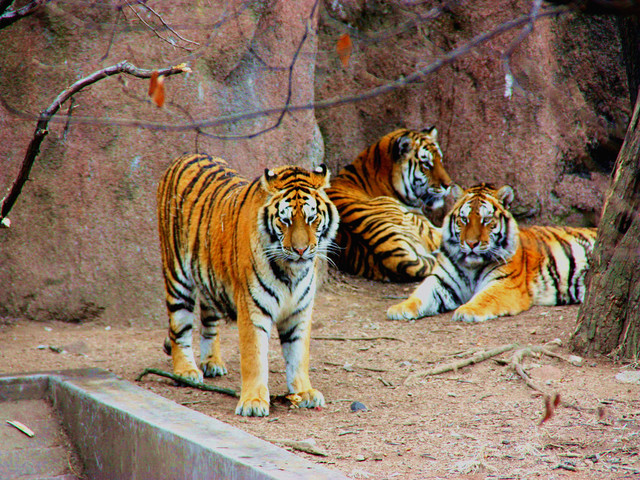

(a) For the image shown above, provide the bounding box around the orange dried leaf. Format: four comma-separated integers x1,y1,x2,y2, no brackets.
539,393,560,425
336,33,352,68
149,73,165,108
148,71,159,97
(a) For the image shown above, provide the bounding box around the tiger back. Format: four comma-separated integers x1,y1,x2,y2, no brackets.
387,183,597,322
326,127,452,282
157,154,339,416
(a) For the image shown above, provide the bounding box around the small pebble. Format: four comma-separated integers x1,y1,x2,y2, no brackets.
350,401,367,412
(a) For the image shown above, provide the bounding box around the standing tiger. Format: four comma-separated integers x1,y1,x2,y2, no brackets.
326,127,452,282
387,183,597,322
157,154,339,417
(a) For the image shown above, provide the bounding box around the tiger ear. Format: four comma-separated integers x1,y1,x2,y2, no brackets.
450,184,464,200
261,168,279,193
497,185,515,208
311,163,331,189
392,135,412,161
422,126,438,142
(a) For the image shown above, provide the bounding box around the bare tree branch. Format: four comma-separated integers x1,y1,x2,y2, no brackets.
544,0,640,15
502,0,543,98
100,4,124,62
0,61,191,225
0,0,51,29
125,0,200,52
0,0,15,16
0,5,569,137
210,0,320,140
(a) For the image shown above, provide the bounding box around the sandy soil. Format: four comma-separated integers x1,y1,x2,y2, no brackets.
1,270,639,479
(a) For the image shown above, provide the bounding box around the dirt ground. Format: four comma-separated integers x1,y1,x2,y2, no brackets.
1,270,639,480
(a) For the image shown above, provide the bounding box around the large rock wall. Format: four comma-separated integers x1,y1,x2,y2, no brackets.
316,1,628,227
0,0,321,325
0,0,629,326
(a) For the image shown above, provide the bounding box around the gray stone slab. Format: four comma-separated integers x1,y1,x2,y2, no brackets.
0,369,348,480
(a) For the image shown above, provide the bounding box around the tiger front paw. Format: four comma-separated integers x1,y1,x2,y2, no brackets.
235,397,270,417
452,305,496,323
173,365,204,383
287,388,325,409
386,296,424,320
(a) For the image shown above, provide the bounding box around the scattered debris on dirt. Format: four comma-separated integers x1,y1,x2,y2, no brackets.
2,270,639,479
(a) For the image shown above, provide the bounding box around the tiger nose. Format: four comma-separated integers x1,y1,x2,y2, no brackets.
465,240,479,249
294,246,307,256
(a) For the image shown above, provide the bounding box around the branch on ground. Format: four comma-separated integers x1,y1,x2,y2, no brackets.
404,338,582,396
136,367,297,405
136,367,239,398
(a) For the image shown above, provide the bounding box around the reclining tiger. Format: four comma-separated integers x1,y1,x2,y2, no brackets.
157,154,339,416
387,183,597,322
326,127,453,282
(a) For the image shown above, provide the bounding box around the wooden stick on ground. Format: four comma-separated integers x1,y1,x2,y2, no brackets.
312,335,406,343
136,367,295,404
509,338,564,395
265,438,329,457
136,367,240,398
404,343,520,385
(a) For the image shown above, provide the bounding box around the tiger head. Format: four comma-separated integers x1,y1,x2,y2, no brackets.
260,164,339,265
442,183,519,269
388,127,452,212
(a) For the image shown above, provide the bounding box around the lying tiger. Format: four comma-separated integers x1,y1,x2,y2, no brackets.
326,127,452,282
387,183,597,322
157,154,339,416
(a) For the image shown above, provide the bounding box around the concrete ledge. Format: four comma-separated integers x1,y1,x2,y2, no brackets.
0,369,347,480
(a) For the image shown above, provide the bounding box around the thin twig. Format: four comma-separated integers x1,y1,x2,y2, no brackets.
265,438,329,457
125,0,199,51
136,367,296,404
313,335,405,342
1,6,569,135
136,367,240,398
0,0,51,29
0,60,191,224
405,343,520,384
207,0,320,140
323,360,388,372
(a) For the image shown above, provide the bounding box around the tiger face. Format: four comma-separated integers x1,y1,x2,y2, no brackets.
443,184,518,268
391,127,452,212
260,165,338,265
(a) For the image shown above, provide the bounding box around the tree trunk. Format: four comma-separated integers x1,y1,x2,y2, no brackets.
570,92,640,361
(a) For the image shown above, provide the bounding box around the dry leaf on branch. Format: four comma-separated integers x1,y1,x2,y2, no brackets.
148,71,165,108
336,33,352,68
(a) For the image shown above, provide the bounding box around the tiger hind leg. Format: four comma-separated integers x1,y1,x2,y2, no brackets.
199,303,228,377
166,307,203,383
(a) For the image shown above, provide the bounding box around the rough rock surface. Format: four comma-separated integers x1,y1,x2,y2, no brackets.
0,0,629,325
0,0,321,324
316,1,628,227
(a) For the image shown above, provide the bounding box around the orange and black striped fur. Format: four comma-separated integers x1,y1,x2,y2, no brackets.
157,154,339,416
387,184,597,322
326,128,452,282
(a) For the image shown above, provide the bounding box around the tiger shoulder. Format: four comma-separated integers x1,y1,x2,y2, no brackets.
326,127,453,282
